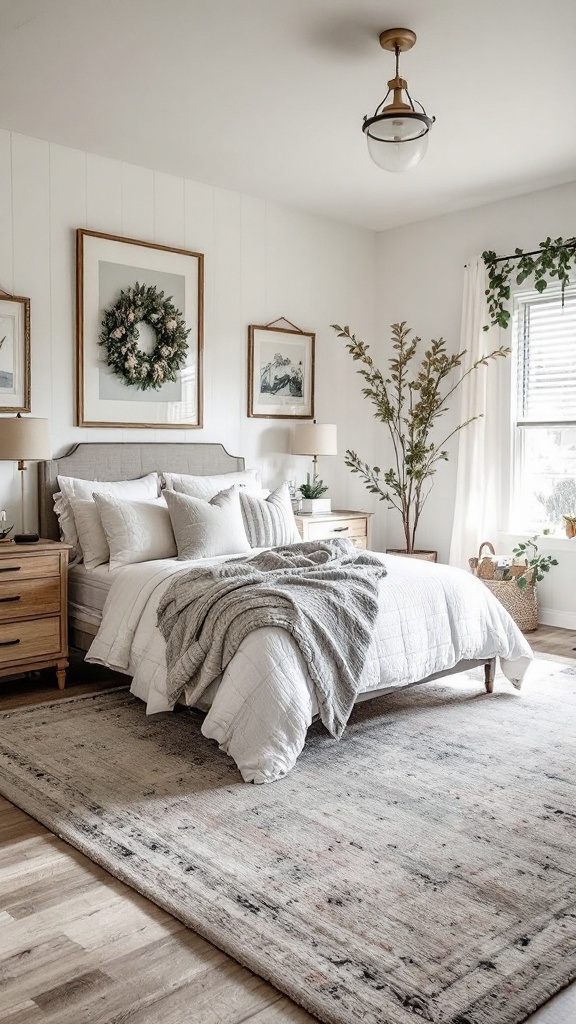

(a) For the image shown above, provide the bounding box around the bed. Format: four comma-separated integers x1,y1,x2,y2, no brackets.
39,442,533,783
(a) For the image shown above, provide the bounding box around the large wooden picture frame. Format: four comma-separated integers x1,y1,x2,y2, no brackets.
248,323,315,419
0,292,30,413
76,229,204,428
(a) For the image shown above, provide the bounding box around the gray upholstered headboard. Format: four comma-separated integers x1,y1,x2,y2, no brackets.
38,442,245,541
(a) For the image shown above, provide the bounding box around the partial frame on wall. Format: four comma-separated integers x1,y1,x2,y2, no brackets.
247,321,315,419
76,229,204,428
0,292,30,413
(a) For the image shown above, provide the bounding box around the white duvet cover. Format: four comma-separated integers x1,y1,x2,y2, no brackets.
87,552,533,784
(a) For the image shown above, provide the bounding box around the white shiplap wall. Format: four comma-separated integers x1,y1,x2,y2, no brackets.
0,131,382,542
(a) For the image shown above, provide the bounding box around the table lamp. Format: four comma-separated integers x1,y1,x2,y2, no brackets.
292,422,338,481
292,422,338,513
0,414,51,541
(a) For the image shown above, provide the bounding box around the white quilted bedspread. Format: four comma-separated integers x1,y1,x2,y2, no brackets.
87,552,533,784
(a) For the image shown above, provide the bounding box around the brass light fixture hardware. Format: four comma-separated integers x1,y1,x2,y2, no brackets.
363,28,434,173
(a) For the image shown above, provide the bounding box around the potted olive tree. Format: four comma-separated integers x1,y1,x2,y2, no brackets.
331,321,509,556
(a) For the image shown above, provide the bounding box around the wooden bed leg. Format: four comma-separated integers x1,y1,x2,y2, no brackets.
484,658,496,694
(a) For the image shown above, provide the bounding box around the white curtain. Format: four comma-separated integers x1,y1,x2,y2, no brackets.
448,256,504,569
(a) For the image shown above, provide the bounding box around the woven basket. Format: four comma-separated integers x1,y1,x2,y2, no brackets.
482,578,538,632
469,540,538,632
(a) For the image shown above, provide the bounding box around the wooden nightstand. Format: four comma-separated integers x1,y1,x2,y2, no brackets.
0,540,71,690
294,510,373,549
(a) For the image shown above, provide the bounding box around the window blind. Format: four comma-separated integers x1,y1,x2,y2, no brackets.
517,287,576,424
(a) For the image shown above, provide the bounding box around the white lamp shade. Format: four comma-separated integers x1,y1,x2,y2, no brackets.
292,422,337,457
0,416,52,461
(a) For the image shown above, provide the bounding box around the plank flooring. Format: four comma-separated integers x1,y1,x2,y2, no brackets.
1,630,575,1023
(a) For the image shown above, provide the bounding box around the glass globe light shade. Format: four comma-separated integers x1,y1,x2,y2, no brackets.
364,113,430,172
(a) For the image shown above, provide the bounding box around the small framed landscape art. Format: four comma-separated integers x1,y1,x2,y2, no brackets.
247,322,315,419
0,292,30,413
76,229,204,428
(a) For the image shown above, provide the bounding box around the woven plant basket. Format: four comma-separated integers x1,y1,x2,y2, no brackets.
482,578,538,632
469,540,538,633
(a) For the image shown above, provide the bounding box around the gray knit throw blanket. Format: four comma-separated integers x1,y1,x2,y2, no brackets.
157,539,387,738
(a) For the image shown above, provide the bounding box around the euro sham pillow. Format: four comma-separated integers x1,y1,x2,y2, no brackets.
67,498,109,571
239,481,300,548
92,494,176,571
55,472,160,559
164,486,251,560
162,468,261,501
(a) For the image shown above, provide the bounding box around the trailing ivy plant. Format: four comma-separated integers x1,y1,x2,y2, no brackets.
482,235,576,330
502,536,558,590
332,321,509,553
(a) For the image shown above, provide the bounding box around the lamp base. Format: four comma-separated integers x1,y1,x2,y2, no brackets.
14,532,40,543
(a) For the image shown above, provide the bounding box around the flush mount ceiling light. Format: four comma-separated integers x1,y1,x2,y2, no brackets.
362,28,435,173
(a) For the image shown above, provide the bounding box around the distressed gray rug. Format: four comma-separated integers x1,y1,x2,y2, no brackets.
0,658,575,1024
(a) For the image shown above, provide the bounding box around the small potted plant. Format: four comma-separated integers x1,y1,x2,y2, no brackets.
563,515,576,539
299,476,331,514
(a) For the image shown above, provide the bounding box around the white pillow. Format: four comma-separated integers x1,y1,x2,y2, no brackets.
55,473,160,558
239,482,300,548
162,468,261,501
68,499,109,570
92,494,176,571
164,486,251,560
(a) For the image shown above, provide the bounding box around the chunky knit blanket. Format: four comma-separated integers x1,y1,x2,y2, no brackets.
157,539,387,737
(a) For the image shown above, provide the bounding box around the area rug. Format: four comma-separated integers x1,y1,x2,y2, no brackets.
1,659,575,1024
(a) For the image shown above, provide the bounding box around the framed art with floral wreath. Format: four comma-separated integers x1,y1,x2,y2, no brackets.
247,320,315,419
0,291,30,413
76,229,204,428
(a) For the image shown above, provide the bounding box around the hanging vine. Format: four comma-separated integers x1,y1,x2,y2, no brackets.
482,235,576,330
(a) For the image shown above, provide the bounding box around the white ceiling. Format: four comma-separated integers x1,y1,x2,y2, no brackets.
1,0,576,231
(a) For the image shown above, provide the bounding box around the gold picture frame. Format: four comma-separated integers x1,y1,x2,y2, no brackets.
0,291,31,414
247,322,315,419
76,229,204,428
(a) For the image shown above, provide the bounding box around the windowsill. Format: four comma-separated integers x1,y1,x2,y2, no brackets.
500,531,576,553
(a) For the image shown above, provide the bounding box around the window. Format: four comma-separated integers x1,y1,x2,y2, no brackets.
511,285,576,531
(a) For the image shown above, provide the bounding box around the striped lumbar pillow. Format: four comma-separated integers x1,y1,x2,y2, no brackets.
239,482,300,548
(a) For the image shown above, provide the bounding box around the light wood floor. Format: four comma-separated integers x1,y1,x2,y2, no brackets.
1,629,575,1023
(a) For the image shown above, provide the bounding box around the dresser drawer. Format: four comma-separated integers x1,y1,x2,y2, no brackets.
305,517,368,542
0,553,61,583
0,577,61,623
0,617,62,665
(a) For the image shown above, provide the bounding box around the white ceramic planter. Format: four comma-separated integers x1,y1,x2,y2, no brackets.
300,498,331,514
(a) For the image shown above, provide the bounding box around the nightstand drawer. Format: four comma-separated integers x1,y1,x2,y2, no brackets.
0,617,62,665
0,553,61,582
305,517,367,541
0,577,61,622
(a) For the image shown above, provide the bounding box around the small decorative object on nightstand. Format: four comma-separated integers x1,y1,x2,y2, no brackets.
294,510,373,550
0,540,71,690
0,511,14,542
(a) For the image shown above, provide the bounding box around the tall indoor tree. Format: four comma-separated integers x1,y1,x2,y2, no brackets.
332,321,509,553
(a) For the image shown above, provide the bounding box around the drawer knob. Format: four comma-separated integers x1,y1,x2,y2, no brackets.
0,638,20,647
333,526,349,533
0,595,21,603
